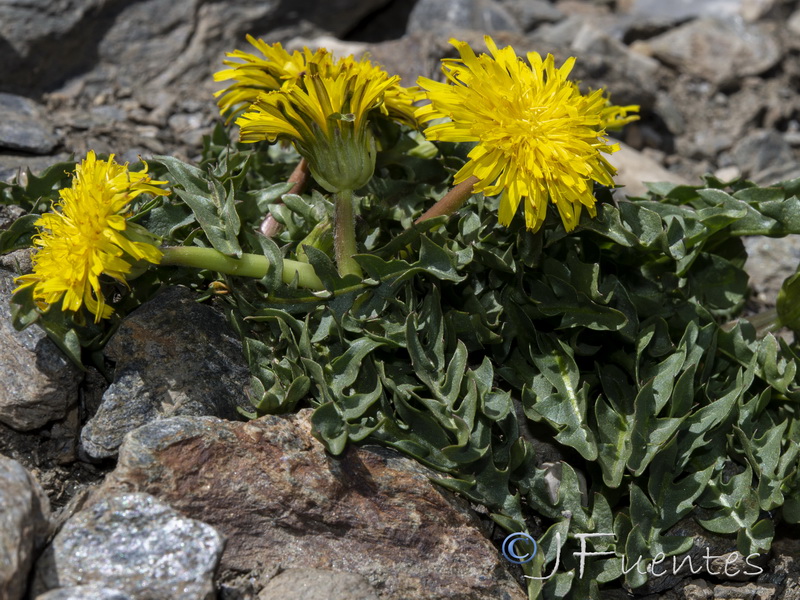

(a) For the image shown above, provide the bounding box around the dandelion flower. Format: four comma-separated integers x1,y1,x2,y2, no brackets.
330,56,418,128
416,36,638,232
214,36,418,127
214,36,330,119
236,60,400,193
14,151,169,322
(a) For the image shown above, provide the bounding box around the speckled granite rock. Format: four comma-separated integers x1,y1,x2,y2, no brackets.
0,270,83,431
31,492,223,599
0,457,51,600
34,586,133,600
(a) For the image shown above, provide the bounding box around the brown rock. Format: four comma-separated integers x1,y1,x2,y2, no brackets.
712,582,779,599
258,568,379,600
90,412,526,600
682,579,713,600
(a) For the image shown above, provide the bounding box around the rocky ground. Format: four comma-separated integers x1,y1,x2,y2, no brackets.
2,0,800,598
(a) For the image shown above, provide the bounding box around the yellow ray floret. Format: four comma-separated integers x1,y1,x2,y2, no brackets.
214,36,331,119
214,35,418,127
14,151,169,322
236,61,400,192
416,36,639,232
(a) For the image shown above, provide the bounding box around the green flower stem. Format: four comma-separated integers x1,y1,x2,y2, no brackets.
333,188,362,278
415,175,479,224
159,246,324,290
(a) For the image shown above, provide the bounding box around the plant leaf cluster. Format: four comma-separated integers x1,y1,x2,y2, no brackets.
3,121,800,599
193,128,800,597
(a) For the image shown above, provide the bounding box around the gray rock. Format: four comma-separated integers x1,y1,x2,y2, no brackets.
92,413,527,600
528,14,588,47
744,235,800,309
0,270,83,431
367,32,465,86
655,92,687,136
546,2,637,40
258,568,379,600
666,75,780,173
407,0,522,36
285,35,370,59
95,0,203,92
41,405,82,466
79,286,250,459
0,153,72,185
728,129,798,183
280,0,393,37
0,93,59,154
740,0,778,22
0,204,25,230
167,111,209,144
0,249,32,276
0,0,389,95
567,21,661,107
88,104,127,124
34,586,134,600
93,0,392,98
785,129,800,147
0,457,52,600
622,0,746,22
32,492,223,599
495,0,565,31
789,9,800,35
0,0,109,93
645,18,782,86
505,16,659,110
692,130,737,159
761,537,800,595
681,579,713,600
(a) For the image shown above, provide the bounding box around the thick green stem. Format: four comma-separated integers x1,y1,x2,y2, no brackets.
333,189,362,278
415,175,479,224
160,246,324,290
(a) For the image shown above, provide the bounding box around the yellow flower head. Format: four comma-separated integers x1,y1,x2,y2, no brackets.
14,151,169,322
214,36,330,120
416,36,639,232
215,36,418,127
236,60,400,192
330,57,418,128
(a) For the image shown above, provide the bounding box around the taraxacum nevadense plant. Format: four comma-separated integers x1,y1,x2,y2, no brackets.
4,35,800,600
